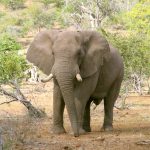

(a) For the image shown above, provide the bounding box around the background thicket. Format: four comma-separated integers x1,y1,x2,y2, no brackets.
0,0,149,91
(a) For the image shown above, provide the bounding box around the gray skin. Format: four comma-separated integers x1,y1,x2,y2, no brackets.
26,30,124,137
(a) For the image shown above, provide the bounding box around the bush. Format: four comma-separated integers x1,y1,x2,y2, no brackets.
0,35,27,83
33,10,53,29
31,6,64,29
0,11,6,18
40,0,52,6
104,0,150,80
0,54,27,83
0,14,24,35
124,1,150,34
107,33,150,78
1,0,25,10
0,34,21,52
40,0,64,8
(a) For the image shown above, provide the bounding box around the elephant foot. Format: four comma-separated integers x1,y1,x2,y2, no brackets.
79,128,86,134
53,126,66,134
83,126,91,132
101,125,113,132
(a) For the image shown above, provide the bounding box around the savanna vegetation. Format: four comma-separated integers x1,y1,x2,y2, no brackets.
0,0,150,149
0,0,149,93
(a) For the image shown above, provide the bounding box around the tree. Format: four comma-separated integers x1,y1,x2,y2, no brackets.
63,0,119,29
105,0,150,94
0,34,46,118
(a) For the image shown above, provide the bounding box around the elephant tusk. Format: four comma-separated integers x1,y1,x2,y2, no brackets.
41,73,53,83
76,74,82,82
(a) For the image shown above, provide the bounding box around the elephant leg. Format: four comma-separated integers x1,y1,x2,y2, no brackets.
53,79,66,134
74,97,87,134
82,98,92,132
102,78,122,131
75,73,99,134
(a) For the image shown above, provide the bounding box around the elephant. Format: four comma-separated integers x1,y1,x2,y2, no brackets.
26,29,124,137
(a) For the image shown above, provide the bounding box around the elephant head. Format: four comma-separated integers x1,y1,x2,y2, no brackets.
26,30,110,136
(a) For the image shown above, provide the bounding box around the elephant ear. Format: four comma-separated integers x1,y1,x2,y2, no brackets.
80,31,111,78
26,30,61,75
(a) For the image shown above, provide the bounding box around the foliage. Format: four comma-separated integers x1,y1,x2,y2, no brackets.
0,0,25,10
107,33,150,79
104,0,150,83
63,0,118,29
0,34,21,52
40,0,52,6
40,0,64,8
28,4,64,29
0,14,18,33
32,9,53,29
0,54,27,83
51,0,64,8
123,1,150,33
0,11,6,18
0,35,27,83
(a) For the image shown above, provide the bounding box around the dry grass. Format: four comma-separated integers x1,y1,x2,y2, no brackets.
0,82,150,150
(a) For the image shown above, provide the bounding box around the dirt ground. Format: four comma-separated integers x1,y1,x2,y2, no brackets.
0,81,150,150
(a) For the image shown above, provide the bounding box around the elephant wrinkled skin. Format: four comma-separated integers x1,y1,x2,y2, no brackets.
26,30,124,137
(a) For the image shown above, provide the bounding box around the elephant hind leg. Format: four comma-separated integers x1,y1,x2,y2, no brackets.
82,98,92,132
102,78,122,131
83,97,103,132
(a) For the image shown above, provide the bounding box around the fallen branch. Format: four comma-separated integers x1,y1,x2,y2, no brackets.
0,79,46,118
114,105,130,110
0,99,18,105
136,140,150,145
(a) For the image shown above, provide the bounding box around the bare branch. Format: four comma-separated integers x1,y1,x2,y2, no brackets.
0,86,21,101
0,99,18,105
0,80,46,118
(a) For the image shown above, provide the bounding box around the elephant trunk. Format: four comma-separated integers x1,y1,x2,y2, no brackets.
55,72,79,137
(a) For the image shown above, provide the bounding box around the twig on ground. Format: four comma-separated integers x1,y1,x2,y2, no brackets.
0,79,46,118
114,105,130,110
0,99,17,105
136,140,150,145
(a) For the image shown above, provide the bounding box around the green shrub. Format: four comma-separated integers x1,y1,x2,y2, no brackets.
124,1,150,34
107,33,150,78
40,0,64,8
33,10,52,29
31,7,64,29
40,0,52,6
1,0,25,10
103,0,150,80
0,14,23,34
0,35,27,83
0,54,27,83
0,34,21,52
0,11,6,18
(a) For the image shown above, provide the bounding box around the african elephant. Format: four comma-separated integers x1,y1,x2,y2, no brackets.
26,30,124,137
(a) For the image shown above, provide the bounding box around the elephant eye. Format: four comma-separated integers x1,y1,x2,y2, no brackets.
77,50,81,56
76,51,83,58
77,49,84,57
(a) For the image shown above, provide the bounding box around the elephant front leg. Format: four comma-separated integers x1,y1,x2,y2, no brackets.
53,79,66,134
74,98,87,134
75,73,99,134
